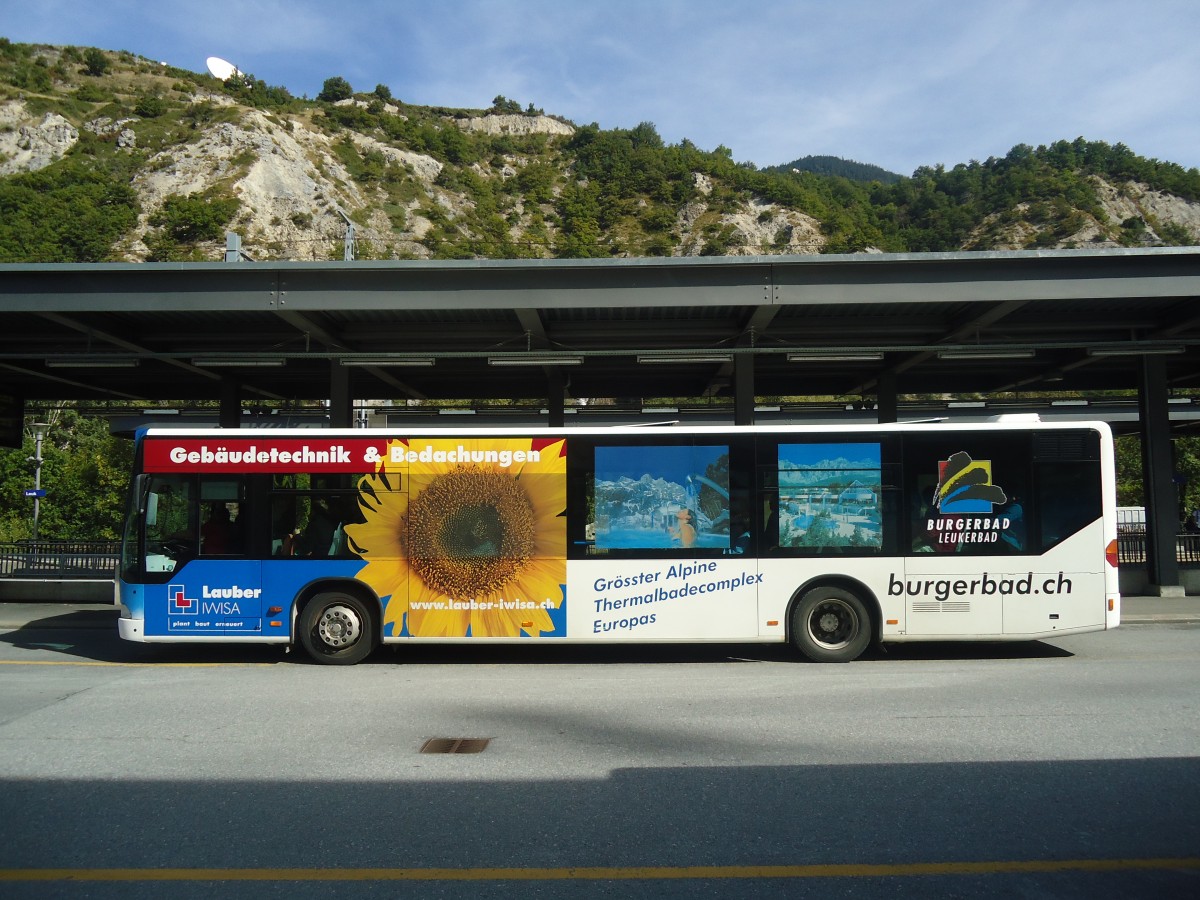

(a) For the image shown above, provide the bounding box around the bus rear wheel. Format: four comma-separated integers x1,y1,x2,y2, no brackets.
791,586,872,663
299,592,377,665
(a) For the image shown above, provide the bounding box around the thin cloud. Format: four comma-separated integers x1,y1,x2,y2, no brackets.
1,0,1197,172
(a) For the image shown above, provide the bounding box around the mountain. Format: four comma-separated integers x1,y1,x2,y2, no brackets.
766,155,902,184
1,39,1198,263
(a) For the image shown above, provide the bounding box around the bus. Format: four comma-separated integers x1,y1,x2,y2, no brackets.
116,420,1120,664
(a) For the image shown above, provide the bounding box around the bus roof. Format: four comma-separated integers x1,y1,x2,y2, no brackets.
137,420,1113,440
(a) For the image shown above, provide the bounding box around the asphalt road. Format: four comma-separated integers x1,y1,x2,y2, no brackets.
0,616,1197,898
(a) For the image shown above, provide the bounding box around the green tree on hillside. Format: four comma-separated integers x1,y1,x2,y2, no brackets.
0,161,139,263
144,192,240,260
318,76,353,102
82,47,108,76
491,95,522,114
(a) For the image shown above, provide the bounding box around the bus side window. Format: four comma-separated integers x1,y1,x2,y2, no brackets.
145,475,196,572
201,502,236,554
909,476,939,553
199,479,245,557
305,495,360,557
762,494,780,551
773,440,885,555
272,492,364,558
903,436,1029,556
1036,462,1101,550
588,442,737,555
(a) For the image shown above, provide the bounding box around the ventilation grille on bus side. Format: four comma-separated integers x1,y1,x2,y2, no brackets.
911,601,971,613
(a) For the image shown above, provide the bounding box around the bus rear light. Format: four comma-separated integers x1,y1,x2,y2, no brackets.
1108,599,1114,612
1105,539,1119,568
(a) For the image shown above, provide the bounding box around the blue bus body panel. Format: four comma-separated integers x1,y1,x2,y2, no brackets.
126,559,373,639
260,559,369,638
148,560,264,636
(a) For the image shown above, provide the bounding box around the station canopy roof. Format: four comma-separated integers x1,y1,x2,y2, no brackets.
2,247,1198,406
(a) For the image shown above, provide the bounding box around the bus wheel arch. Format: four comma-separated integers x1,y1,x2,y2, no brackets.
786,577,878,663
295,580,381,665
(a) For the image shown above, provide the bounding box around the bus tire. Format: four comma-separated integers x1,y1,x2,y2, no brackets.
791,586,872,663
298,592,377,665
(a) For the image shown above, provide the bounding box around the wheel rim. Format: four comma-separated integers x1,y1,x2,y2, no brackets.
807,598,859,650
314,603,362,651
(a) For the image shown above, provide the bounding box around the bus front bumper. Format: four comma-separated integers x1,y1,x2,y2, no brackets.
118,617,145,641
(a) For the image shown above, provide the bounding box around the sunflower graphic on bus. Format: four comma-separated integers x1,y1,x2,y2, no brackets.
344,437,567,638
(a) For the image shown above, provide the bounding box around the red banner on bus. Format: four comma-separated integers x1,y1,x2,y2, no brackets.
143,438,390,473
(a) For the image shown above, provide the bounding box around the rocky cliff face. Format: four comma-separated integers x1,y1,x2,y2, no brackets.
2,90,610,260
0,103,79,175
2,89,838,261
968,176,1200,251
1,43,1197,261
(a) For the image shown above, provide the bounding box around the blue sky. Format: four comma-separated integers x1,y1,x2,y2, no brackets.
596,445,726,483
4,0,1198,175
779,443,881,470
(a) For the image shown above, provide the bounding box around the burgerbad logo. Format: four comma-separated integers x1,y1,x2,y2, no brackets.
935,451,1007,513
926,451,1013,547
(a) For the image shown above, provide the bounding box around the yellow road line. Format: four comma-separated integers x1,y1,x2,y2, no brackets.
0,660,274,668
2,859,1198,881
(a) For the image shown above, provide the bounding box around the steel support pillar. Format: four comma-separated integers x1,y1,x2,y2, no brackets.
219,378,240,428
329,360,353,428
876,368,897,424
734,352,755,426
546,370,565,429
0,390,23,449
1139,355,1181,593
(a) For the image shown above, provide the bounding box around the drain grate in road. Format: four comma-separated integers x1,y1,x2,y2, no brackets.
420,738,489,754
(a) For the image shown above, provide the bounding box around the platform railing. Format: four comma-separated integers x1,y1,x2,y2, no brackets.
1116,530,1200,566
0,540,120,578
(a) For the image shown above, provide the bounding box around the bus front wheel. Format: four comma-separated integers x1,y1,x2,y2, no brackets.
791,586,872,663
298,592,377,665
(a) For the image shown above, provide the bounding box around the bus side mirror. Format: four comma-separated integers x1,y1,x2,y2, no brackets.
135,475,155,523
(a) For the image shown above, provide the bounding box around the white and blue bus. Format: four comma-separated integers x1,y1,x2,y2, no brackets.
117,420,1119,664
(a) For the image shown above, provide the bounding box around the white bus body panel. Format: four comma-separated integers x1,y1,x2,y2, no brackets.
567,558,761,641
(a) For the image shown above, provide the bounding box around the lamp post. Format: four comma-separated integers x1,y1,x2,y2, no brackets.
29,422,49,544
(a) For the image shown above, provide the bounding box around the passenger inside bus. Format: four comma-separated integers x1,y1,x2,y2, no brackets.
299,496,357,557
763,495,779,551
201,502,240,555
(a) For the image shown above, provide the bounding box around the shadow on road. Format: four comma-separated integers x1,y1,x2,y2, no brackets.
0,758,1195,897
1,609,1072,666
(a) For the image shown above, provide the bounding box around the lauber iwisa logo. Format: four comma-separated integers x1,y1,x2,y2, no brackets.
168,584,197,615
